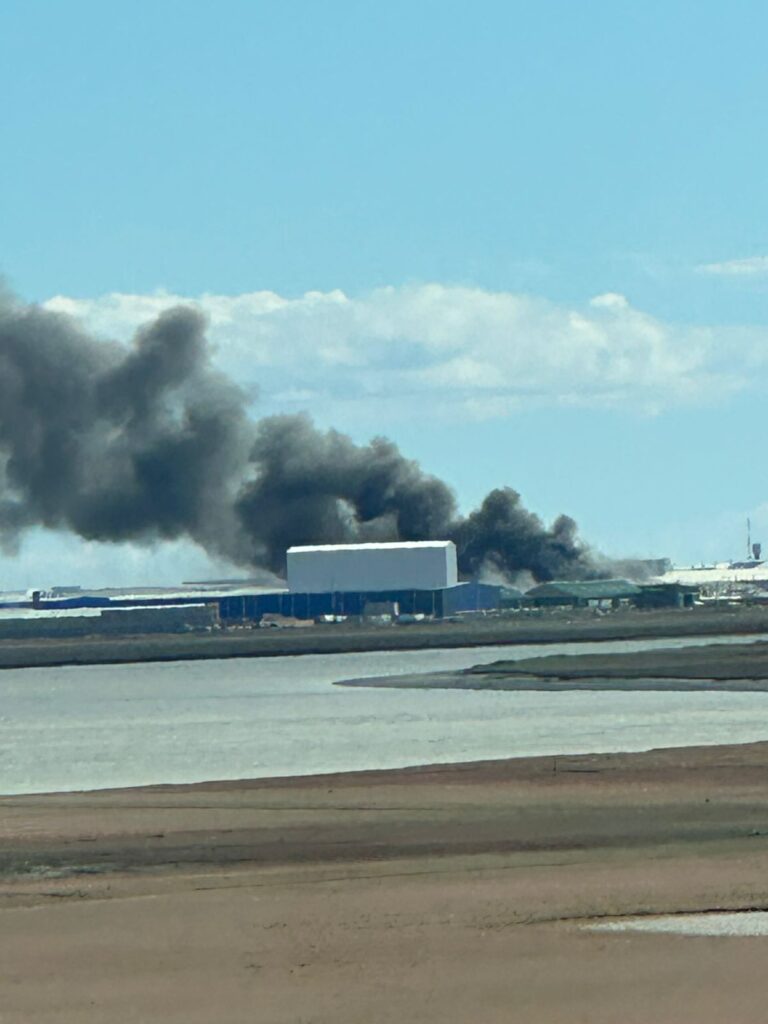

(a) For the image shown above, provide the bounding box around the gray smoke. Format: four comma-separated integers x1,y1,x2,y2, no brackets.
0,296,598,582
236,415,457,571
0,297,253,565
449,489,594,582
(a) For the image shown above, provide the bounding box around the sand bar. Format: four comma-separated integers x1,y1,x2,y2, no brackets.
3,741,768,1021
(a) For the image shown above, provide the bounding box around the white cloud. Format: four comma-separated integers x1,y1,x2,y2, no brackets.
589,292,630,309
42,284,766,422
698,256,768,276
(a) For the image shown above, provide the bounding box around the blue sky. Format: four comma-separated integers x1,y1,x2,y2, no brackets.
2,0,768,585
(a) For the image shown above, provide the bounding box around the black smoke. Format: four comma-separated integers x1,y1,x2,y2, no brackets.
0,296,598,582
0,298,253,565
450,489,594,582
236,415,457,572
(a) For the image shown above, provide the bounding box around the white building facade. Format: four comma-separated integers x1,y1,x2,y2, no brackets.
286,541,458,593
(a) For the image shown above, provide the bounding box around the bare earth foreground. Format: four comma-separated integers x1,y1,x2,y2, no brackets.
4,744,768,1022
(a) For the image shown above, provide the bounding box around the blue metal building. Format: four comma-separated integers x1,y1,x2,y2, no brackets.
218,581,501,622
6,580,502,623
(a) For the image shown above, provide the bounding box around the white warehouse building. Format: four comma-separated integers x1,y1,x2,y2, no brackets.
286,541,458,594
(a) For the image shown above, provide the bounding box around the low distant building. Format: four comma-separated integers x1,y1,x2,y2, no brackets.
443,581,503,616
656,562,768,603
525,579,641,609
0,603,218,640
635,583,698,609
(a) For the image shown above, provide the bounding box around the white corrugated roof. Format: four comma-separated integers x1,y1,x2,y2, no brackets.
0,603,213,620
0,607,103,619
288,541,454,553
99,588,288,601
22,586,288,603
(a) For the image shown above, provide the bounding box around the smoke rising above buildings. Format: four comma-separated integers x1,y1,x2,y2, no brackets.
0,296,597,582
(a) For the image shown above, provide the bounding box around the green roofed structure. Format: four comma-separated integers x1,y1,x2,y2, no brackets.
525,579,641,609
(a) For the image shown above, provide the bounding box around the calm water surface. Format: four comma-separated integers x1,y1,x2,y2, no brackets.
2,633,768,794
588,912,768,936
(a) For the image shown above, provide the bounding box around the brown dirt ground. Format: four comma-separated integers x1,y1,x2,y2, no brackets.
4,743,768,1021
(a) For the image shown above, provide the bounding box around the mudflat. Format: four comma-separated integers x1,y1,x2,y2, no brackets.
3,742,768,1022
339,637,768,691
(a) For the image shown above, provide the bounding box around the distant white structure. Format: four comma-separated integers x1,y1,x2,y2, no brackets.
286,541,458,593
658,562,768,588
654,519,768,599
654,559,768,602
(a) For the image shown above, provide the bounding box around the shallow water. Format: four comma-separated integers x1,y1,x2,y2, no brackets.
2,633,768,795
587,911,768,936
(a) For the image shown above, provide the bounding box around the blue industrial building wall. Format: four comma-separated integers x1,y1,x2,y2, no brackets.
219,588,446,621
219,582,501,622
442,582,501,615
23,581,503,623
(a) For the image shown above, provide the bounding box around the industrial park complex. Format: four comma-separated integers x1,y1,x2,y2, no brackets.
1,538,760,642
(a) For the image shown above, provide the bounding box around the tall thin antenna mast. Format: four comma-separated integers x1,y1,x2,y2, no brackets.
747,517,752,560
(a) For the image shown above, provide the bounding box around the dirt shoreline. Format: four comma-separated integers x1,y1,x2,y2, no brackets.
3,604,768,670
3,740,768,879
3,741,768,1021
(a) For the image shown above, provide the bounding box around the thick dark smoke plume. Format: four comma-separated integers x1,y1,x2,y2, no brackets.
237,416,457,571
451,491,592,582
0,296,598,582
0,298,252,565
